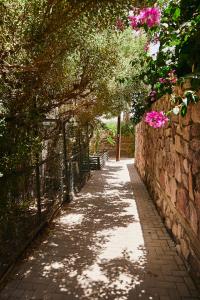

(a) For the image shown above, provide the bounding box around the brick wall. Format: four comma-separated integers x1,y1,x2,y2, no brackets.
135,84,200,283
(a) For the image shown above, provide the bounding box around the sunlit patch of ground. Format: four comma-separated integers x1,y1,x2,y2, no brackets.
0,159,198,300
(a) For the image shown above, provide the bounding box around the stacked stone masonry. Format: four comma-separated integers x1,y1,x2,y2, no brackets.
135,83,200,287
99,135,135,158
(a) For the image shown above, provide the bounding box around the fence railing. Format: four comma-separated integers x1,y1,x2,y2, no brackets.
0,153,64,279
89,151,109,170
0,119,91,279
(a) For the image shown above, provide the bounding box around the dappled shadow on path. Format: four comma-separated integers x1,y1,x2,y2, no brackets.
1,160,148,299
1,160,196,300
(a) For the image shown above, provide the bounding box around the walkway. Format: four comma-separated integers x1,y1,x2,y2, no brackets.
0,160,199,300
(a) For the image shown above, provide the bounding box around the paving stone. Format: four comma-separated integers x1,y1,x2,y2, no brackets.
160,297,171,300
0,159,199,300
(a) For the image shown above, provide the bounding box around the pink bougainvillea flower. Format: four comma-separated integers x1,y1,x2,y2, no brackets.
170,77,178,84
128,15,139,29
145,111,169,128
159,78,167,83
168,70,177,84
149,90,157,97
150,90,156,95
168,70,176,77
139,7,161,28
149,90,157,101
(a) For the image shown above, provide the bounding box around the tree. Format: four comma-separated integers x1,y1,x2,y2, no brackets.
75,29,147,123
1,0,147,174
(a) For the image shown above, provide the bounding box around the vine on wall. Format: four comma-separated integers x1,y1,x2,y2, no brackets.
129,0,200,127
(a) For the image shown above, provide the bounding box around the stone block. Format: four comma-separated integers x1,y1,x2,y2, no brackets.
190,138,200,152
165,173,171,196
163,199,168,213
159,171,166,190
156,198,162,208
165,217,172,230
194,191,200,212
170,177,177,205
160,138,164,149
192,152,200,174
166,206,171,219
189,201,198,234
195,174,200,192
189,166,194,201
172,223,178,236
183,159,189,174
176,244,181,255
175,154,182,183
175,135,182,153
176,125,190,141
165,128,171,137
191,101,200,123
191,124,200,137
165,138,171,152
180,238,190,259
175,135,189,157
171,113,179,123
177,223,182,239
195,188,200,199
182,173,188,190
168,160,175,177
170,143,175,155
176,188,189,217
169,212,174,221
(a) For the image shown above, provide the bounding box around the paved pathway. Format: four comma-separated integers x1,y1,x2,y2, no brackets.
0,159,199,300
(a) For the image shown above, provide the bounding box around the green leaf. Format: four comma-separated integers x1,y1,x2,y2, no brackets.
173,8,181,21
181,105,187,117
169,38,181,46
107,136,115,145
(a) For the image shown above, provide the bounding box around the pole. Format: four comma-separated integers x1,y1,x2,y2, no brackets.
116,114,121,161
86,122,90,173
33,96,42,220
62,121,70,202
35,155,42,221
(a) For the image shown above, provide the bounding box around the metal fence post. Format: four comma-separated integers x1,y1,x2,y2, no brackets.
86,123,90,173
62,121,70,202
35,156,41,221
69,159,74,201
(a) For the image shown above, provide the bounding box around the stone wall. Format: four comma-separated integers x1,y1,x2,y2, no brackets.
99,135,135,158
135,84,200,284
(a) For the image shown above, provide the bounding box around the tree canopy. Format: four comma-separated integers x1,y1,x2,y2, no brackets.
0,0,147,173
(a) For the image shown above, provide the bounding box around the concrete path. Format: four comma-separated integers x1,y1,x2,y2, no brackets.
0,159,199,300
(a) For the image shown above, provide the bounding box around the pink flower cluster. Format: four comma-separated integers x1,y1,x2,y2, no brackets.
149,90,157,102
129,7,161,30
168,70,177,84
140,8,161,28
159,70,177,85
145,111,169,128
159,78,168,84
